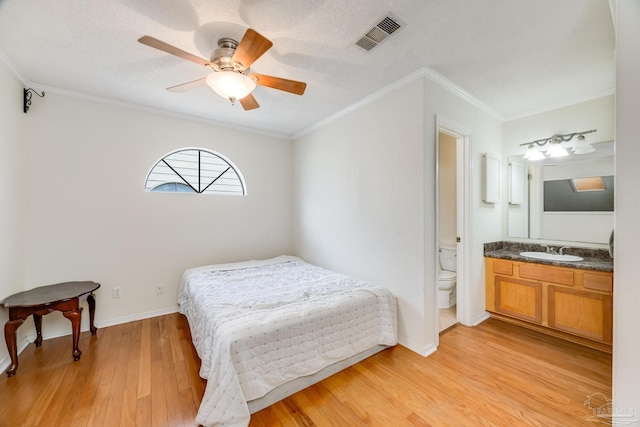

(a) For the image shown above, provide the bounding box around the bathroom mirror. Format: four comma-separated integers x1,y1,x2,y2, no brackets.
507,141,614,244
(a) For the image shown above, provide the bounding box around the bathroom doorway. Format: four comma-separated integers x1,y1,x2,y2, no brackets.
435,119,469,338
437,131,459,332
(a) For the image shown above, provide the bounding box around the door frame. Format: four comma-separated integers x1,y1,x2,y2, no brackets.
434,116,471,346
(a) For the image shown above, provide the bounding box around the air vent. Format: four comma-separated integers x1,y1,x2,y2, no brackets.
356,14,404,51
377,16,401,34
356,37,377,51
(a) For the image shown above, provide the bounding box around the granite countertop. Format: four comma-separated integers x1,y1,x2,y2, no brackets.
484,241,613,272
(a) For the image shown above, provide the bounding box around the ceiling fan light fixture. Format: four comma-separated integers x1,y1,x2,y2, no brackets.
139,29,306,111
206,71,256,102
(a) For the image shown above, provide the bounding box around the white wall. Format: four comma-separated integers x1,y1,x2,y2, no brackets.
0,61,26,364
19,90,293,338
613,0,640,417
293,72,502,355
294,77,426,353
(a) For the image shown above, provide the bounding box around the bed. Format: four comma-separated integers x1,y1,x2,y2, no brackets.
178,255,398,427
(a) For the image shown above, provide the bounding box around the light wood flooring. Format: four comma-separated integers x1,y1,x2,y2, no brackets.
0,313,611,426
439,306,458,332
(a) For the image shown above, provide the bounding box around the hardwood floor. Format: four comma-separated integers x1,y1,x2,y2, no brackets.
0,313,205,427
0,314,611,426
439,306,457,332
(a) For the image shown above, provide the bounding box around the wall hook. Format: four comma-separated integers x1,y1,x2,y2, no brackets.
23,88,45,113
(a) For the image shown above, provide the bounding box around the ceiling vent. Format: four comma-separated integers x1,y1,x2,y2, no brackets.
356,14,404,51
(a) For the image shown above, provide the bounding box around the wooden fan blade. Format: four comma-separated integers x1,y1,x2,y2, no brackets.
138,36,211,67
239,93,260,110
249,73,307,95
167,77,207,92
232,29,273,69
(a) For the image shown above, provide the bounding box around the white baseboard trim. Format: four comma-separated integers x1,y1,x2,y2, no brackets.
399,339,438,357
95,306,180,330
420,342,438,357
470,311,491,326
0,306,181,374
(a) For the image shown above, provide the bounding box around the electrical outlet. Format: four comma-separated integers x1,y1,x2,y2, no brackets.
113,287,121,299
155,284,164,295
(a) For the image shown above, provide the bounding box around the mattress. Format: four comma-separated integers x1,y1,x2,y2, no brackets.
178,255,398,427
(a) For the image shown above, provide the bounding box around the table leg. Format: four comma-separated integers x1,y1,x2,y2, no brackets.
33,314,43,347
62,306,82,361
4,319,24,377
87,292,97,335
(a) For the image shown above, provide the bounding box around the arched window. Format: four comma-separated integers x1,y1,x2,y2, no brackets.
145,148,246,195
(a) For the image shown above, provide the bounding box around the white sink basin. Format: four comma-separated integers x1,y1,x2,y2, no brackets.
519,252,584,262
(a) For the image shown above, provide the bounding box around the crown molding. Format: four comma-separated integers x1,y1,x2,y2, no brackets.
293,68,430,139
0,48,29,84
421,66,504,121
293,66,505,140
504,89,616,122
28,83,291,140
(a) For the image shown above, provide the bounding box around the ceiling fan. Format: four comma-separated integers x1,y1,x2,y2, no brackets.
138,29,306,111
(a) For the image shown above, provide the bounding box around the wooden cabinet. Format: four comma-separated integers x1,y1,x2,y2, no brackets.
548,286,612,343
494,276,542,324
485,257,613,352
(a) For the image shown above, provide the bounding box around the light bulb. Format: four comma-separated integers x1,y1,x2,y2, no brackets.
546,144,569,158
572,136,596,154
524,145,545,161
206,71,256,102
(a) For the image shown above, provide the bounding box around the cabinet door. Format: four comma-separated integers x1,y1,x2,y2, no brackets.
494,276,542,324
548,286,613,344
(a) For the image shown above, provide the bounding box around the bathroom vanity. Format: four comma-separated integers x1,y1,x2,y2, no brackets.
484,241,613,352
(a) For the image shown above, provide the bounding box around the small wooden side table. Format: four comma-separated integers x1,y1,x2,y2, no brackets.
0,281,100,376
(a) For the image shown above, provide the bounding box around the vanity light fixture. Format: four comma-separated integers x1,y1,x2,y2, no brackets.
521,129,597,161
523,145,545,161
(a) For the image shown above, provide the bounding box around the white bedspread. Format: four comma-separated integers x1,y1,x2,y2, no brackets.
178,255,398,427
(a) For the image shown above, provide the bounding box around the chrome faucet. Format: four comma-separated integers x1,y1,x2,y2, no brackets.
559,246,570,255
542,245,552,253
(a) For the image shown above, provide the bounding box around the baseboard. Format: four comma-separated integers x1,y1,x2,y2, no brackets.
95,306,180,329
33,306,181,341
420,342,438,357
470,311,490,326
398,339,438,357
0,306,181,374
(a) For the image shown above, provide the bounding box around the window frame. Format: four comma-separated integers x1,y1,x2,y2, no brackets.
144,147,247,195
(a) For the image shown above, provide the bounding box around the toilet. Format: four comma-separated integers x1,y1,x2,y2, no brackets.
438,247,457,309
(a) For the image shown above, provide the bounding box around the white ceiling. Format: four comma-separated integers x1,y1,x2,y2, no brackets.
0,0,615,138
